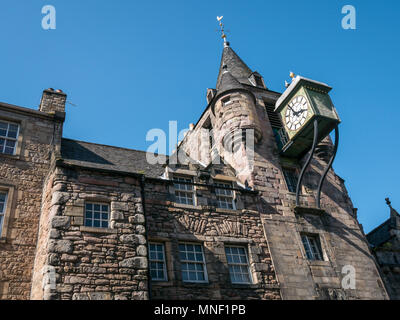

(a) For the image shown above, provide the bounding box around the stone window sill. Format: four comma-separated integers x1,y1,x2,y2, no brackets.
80,226,118,234
0,153,20,161
181,281,210,287
173,203,201,210
215,208,241,214
151,281,174,287
307,260,331,267
0,237,6,244
231,283,259,289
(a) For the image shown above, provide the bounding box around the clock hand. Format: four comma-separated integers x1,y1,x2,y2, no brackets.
294,109,306,117
288,105,296,113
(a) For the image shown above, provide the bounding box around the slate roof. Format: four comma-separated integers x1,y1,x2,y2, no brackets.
216,45,253,91
218,68,245,93
367,204,400,247
60,138,165,178
367,219,392,247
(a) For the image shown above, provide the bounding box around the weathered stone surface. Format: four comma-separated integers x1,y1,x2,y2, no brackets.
119,257,148,269
72,293,90,300
52,216,71,229
49,240,73,254
111,202,129,211
51,192,70,206
120,234,137,245
111,210,124,221
88,292,112,300
65,276,90,284
133,214,145,224
137,245,147,257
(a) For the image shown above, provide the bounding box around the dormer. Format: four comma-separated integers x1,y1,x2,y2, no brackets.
248,72,266,89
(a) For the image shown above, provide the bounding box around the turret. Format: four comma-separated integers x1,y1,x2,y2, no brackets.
207,43,263,181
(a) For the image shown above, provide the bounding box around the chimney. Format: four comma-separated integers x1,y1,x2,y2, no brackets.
39,88,67,115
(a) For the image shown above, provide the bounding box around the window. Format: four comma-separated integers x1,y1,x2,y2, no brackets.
254,75,264,87
0,192,7,234
283,168,298,193
149,243,168,281
225,246,252,284
0,121,19,155
215,182,235,209
272,127,289,150
179,243,208,283
264,103,288,150
174,176,195,205
221,96,232,106
301,234,323,261
84,203,109,228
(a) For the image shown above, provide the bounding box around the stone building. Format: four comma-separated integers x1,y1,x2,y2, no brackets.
367,199,400,299
0,42,389,300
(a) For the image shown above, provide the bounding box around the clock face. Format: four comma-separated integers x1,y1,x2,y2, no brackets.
285,95,309,131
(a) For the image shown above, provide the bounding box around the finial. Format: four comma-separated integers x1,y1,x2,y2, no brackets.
386,197,392,207
285,80,290,88
289,71,295,79
217,16,229,46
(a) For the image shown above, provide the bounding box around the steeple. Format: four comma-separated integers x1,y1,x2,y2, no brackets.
215,16,254,91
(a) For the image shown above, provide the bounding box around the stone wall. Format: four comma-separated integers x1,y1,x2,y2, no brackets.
374,248,400,299
368,213,400,299
144,176,281,300
0,101,64,300
30,165,149,300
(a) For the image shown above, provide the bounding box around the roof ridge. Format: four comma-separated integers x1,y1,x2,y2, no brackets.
61,137,167,157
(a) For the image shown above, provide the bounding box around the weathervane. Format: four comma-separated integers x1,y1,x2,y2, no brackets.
217,16,229,46
285,71,296,88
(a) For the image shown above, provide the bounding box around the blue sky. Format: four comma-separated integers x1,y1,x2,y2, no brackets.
0,0,399,233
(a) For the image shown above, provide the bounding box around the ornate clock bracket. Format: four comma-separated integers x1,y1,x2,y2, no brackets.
295,121,339,209
316,125,339,209
296,119,319,207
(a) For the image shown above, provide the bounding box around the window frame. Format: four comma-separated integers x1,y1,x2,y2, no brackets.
149,242,168,282
225,245,253,285
0,184,15,240
173,176,195,206
0,191,8,236
0,120,20,156
282,168,298,193
214,181,236,210
221,96,232,107
178,242,208,283
301,234,324,261
84,202,110,229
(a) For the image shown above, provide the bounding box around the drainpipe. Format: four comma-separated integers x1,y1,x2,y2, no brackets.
139,174,152,300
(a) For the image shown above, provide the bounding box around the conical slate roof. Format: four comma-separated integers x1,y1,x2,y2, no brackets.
218,67,245,92
216,44,253,90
